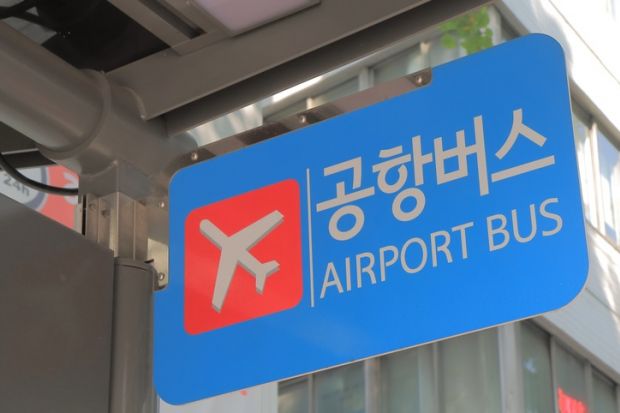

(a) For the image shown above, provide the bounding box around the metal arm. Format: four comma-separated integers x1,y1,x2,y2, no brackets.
0,22,194,198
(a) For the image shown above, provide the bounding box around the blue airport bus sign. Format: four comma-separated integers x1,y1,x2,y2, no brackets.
159,34,588,404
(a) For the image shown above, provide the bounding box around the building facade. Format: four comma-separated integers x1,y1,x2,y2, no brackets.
153,1,620,412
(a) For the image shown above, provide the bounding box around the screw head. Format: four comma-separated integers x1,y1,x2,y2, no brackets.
158,272,166,281
190,152,199,162
414,74,425,86
159,200,166,209
298,114,308,124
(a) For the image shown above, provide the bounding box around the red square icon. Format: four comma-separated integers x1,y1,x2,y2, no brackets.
184,179,303,334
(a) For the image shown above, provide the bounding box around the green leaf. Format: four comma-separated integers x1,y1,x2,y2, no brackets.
477,9,490,26
439,6,494,55
440,20,458,31
441,33,457,49
462,37,476,54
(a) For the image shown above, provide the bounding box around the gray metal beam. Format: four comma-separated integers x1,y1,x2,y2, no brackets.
164,0,490,135
109,0,430,119
2,150,52,169
0,122,37,153
0,23,100,151
0,22,194,198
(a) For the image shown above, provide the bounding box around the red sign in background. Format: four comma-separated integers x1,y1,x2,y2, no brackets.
184,179,303,334
558,388,588,413
39,166,78,228
0,165,78,229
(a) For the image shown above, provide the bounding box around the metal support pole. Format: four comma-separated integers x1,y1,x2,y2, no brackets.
0,26,182,409
110,259,156,413
85,192,148,260
0,19,166,403
85,194,157,413
0,22,184,412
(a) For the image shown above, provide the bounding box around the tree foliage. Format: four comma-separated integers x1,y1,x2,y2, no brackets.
440,7,493,55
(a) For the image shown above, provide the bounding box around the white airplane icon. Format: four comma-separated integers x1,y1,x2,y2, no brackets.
199,210,284,312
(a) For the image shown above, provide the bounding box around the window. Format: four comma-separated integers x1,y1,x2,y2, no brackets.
371,37,461,87
438,329,501,413
565,103,620,247
311,78,360,108
596,127,620,243
265,99,308,123
499,20,518,43
423,36,460,67
279,379,310,413
372,46,426,85
277,360,367,413
279,325,620,413
518,323,620,413
265,77,360,123
314,362,365,413
279,329,501,413
521,323,554,413
554,344,588,412
572,107,597,224
380,346,436,413
592,371,617,413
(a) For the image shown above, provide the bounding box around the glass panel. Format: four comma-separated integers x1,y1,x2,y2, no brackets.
499,15,517,43
265,99,308,123
279,379,309,413
315,362,365,413
425,36,460,67
438,329,501,413
380,345,435,413
596,129,620,242
499,25,516,43
555,344,588,412
312,78,360,107
521,323,554,413
372,46,426,85
572,110,597,224
372,36,458,86
592,372,616,413
190,105,263,145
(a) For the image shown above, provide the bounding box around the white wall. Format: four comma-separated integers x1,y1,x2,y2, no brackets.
499,0,620,135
